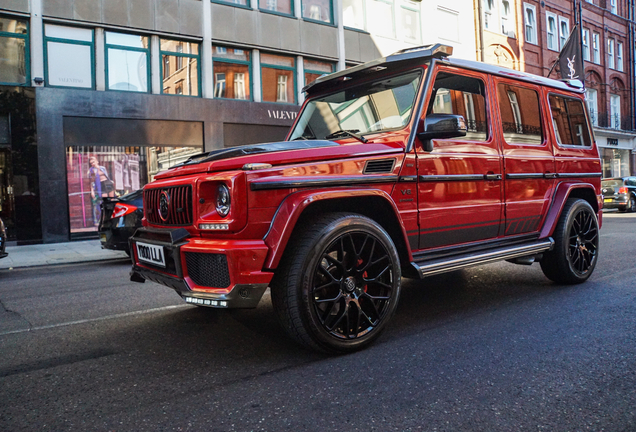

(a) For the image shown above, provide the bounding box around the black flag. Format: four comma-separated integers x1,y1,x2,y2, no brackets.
557,25,584,81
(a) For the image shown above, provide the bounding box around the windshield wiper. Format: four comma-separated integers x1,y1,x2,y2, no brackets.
324,129,368,143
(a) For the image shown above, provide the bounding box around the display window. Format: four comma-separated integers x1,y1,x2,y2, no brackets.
213,46,251,100
0,16,29,85
44,24,94,89
66,145,201,233
160,39,200,96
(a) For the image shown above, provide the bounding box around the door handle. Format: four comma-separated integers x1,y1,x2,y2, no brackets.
484,173,502,181
544,172,558,179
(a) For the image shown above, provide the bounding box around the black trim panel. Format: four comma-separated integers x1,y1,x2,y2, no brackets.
506,173,545,179
250,175,399,191
419,174,490,182
558,172,603,178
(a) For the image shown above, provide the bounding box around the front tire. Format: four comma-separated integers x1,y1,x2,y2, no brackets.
271,213,401,353
540,198,599,284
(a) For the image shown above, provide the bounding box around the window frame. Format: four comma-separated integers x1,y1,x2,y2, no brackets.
43,24,95,89
608,38,615,69
104,31,151,93
159,39,201,97
0,15,30,86
260,53,297,105
258,0,295,18
582,28,590,61
303,59,334,87
496,81,545,147
401,1,422,43
211,0,252,10
548,92,593,148
610,0,617,14
558,16,569,50
342,0,366,30
301,0,335,25
592,32,600,64
610,93,621,129
212,45,253,101
546,12,558,51
617,41,623,71
523,3,537,44
585,88,598,127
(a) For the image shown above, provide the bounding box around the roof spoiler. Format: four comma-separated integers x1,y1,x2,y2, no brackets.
302,43,454,94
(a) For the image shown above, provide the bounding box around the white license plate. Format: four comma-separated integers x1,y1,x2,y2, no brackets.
136,241,166,267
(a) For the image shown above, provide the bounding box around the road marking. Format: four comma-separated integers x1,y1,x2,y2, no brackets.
0,304,189,336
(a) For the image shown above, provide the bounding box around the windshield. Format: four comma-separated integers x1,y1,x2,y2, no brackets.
289,70,423,141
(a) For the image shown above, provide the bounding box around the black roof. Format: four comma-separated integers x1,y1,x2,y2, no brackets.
303,43,584,95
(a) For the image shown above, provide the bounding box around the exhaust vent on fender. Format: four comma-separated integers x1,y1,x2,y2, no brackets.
363,158,396,174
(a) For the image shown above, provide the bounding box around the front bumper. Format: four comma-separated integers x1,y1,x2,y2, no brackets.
129,227,272,308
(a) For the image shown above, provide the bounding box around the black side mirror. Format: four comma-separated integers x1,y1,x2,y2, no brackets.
417,114,467,152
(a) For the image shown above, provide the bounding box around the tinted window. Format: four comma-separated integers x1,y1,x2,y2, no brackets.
497,83,543,145
429,73,488,141
549,94,592,146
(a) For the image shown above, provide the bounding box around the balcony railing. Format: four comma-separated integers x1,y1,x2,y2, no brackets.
588,110,633,131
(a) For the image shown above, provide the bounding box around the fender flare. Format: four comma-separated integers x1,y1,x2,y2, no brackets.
263,188,411,270
539,181,601,239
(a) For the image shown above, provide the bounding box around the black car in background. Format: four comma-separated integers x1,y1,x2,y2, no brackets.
98,189,143,255
0,217,7,259
602,177,636,212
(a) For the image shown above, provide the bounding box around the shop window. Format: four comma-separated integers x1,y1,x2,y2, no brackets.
105,31,149,93
213,45,251,100
302,0,333,23
343,0,364,29
430,73,488,141
160,39,200,97
259,0,293,16
44,24,94,88
549,94,592,146
0,16,29,85
65,146,202,234
261,53,295,104
304,58,334,87
498,83,542,145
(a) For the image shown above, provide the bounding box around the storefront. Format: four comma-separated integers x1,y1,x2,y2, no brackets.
596,132,635,178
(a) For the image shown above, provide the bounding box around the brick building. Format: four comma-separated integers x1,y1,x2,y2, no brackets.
474,0,636,178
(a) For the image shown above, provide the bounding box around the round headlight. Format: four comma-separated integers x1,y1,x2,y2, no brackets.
216,184,231,217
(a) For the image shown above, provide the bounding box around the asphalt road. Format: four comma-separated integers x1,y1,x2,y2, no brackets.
1,212,635,431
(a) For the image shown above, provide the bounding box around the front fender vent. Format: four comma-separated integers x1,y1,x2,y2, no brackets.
363,158,396,174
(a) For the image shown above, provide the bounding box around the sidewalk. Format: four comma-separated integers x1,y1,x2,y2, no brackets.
0,240,129,270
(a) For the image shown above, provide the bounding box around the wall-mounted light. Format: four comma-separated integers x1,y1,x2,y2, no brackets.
33,77,44,85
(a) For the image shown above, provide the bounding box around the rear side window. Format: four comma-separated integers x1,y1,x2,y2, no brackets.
626,178,636,186
497,83,543,145
549,94,592,146
429,72,488,141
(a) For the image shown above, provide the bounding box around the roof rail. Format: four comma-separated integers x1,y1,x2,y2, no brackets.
390,44,454,59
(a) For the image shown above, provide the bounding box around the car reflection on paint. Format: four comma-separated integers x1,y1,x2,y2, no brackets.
98,189,144,256
602,177,636,212
0,217,7,259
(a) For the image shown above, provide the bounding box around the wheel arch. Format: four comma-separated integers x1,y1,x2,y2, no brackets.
540,182,601,238
263,189,413,271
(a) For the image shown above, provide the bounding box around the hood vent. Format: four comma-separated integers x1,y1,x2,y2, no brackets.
363,158,396,174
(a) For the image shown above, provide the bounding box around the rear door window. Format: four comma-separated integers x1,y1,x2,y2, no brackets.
548,94,592,146
497,83,543,145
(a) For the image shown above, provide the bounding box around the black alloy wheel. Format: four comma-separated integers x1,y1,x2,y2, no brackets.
628,194,636,213
271,213,401,353
540,198,599,284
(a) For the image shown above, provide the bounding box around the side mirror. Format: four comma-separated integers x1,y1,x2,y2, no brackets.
417,114,467,152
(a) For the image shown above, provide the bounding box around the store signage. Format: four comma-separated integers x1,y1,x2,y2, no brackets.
267,110,298,120
607,138,618,146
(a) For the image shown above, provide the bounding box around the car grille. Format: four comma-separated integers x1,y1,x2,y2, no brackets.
185,252,231,288
145,186,193,226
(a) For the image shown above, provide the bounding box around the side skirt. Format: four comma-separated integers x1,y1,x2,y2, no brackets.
411,238,554,278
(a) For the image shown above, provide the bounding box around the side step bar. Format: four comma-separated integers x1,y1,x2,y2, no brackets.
412,238,554,278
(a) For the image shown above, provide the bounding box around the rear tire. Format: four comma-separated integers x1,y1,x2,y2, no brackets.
270,213,401,353
540,198,599,284
627,195,636,213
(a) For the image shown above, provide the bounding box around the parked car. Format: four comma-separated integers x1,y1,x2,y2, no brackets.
601,177,636,212
98,189,143,255
0,217,7,259
130,44,602,353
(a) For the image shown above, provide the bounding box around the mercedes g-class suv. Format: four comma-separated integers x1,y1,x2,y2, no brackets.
130,44,602,353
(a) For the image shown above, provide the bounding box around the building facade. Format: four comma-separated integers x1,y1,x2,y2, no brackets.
474,0,636,178
1,0,476,244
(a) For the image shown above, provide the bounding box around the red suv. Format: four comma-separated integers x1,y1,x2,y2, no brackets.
130,45,602,353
